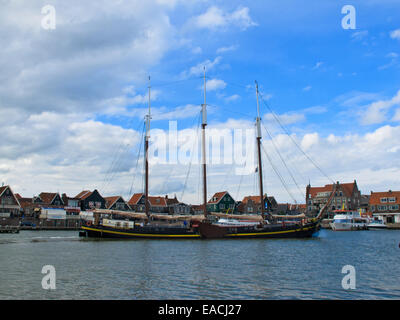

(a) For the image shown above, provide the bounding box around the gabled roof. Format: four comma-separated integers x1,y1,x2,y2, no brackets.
39,192,64,205
0,185,21,207
128,193,144,205
308,182,357,198
208,191,231,204
241,195,269,205
0,186,8,197
75,190,93,200
369,191,400,205
104,196,125,209
128,193,168,207
148,196,168,207
166,196,179,206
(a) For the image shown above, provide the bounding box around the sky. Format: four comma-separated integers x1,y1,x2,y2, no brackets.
0,0,399,205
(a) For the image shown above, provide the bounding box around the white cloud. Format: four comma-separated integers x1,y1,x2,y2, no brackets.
393,109,400,122
205,78,226,91
192,6,257,31
0,1,175,115
192,46,202,54
301,133,319,150
303,106,328,114
390,29,400,40
303,86,312,91
360,90,400,125
182,56,222,78
216,45,238,54
225,94,240,102
351,30,368,41
264,112,305,126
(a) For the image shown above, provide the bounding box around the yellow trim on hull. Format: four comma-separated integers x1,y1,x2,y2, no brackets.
81,226,201,238
225,226,314,237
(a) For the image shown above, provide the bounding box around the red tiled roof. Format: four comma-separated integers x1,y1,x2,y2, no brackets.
148,196,167,207
128,193,144,205
75,190,93,200
0,186,8,197
128,193,168,207
39,192,63,205
369,191,400,206
208,191,228,204
18,197,34,209
308,182,356,198
241,195,264,205
104,196,122,209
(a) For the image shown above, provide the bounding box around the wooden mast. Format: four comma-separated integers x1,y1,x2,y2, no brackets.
201,67,208,218
145,76,151,220
255,81,266,221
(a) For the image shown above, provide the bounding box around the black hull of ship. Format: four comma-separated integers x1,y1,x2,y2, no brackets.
198,221,320,239
80,224,201,239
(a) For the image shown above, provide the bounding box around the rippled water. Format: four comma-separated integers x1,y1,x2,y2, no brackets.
0,229,399,299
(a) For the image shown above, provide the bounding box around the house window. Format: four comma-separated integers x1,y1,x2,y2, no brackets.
378,205,387,211
219,204,225,209
248,207,253,213
370,205,375,211
2,196,13,205
380,198,388,203
389,205,399,210
389,197,396,203
116,203,125,210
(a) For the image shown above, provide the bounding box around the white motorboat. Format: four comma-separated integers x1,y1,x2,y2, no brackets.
330,210,370,231
367,218,387,230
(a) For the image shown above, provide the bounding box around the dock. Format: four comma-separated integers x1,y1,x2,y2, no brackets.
0,225,20,233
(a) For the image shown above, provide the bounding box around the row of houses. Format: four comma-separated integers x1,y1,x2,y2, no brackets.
1,179,399,224
0,185,303,219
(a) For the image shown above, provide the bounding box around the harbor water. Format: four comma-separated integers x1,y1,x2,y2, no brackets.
0,229,399,299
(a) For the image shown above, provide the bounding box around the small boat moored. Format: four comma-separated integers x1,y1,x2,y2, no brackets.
367,218,387,230
330,210,370,231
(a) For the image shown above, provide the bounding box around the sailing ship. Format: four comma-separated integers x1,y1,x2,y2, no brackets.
197,81,337,239
80,72,337,239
